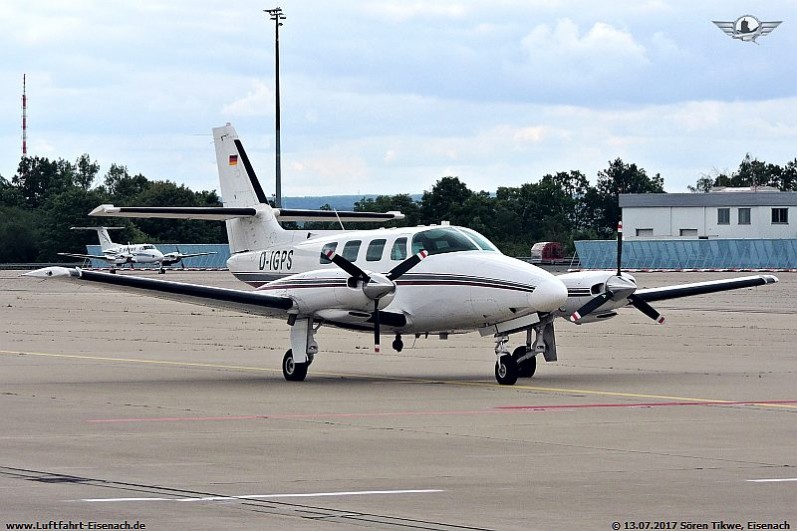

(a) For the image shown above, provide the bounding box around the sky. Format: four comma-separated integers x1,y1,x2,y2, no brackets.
2,1,796,198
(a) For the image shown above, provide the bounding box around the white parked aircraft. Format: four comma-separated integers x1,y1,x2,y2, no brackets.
58,226,216,274
28,124,778,385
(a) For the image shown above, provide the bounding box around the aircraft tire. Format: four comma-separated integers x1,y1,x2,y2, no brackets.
495,355,518,386
512,346,537,378
282,349,308,382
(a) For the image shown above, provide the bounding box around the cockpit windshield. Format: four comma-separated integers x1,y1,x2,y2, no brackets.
141,245,156,250
411,227,498,256
458,228,500,252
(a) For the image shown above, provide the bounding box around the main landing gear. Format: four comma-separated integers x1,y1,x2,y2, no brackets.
493,319,555,385
282,316,319,382
282,349,311,381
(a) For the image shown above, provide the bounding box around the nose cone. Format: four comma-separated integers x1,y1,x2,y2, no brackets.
530,278,568,313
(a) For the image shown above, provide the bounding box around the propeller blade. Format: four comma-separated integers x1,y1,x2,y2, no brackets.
373,300,381,353
616,221,623,277
570,293,611,322
629,294,665,324
322,250,370,281
386,250,429,281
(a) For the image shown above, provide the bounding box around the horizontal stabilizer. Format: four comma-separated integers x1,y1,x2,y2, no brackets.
70,226,125,231
273,208,404,223
89,204,405,223
90,205,258,220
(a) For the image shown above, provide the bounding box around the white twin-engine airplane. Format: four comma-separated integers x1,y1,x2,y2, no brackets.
27,124,778,385
57,226,216,274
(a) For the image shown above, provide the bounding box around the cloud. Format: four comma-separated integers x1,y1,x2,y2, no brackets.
222,81,276,117
520,18,649,72
364,2,467,22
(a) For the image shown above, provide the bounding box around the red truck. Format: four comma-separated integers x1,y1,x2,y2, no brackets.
530,241,565,264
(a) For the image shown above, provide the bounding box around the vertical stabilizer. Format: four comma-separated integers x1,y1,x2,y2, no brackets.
213,124,285,252
69,226,122,251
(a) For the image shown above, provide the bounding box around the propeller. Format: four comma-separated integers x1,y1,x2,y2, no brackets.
570,221,665,324
175,245,185,269
323,249,429,352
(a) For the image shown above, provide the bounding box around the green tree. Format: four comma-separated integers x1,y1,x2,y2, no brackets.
103,164,151,201
37,187,112,261
594,158,665,236
13,156,77,208
0,206,40,262
419,176,474,225
75,154,100,190
688,174,715,193
128,180,225,243
354,194,421,228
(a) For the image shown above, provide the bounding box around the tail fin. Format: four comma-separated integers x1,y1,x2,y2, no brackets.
70,226,123,251
213,124,285,252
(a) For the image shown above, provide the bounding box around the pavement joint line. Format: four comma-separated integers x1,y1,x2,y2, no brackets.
79,489,445,503
3,349,795,410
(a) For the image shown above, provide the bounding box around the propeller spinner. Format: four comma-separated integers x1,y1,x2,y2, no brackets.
322,249,429,352
569,221,665,324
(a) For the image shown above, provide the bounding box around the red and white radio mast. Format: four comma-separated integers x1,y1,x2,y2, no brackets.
22,74,28,157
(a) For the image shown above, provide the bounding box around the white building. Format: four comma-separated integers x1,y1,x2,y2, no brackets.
619,190,797,240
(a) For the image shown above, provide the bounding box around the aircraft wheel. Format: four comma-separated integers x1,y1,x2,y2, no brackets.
158,268,166,274
282,349,308,382
392,336,404,352
512,346,537,378
494,355,518,386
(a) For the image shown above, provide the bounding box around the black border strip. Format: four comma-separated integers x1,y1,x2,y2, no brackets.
234,139,268,204
115,206,257,216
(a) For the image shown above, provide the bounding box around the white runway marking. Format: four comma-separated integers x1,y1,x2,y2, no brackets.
80,488,444,502
747,478,797,483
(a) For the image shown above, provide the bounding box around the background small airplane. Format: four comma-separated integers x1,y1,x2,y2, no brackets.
57,226,216,274
29,124,778,385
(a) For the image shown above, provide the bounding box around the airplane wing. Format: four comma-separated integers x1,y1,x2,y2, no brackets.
633,275,778,303
24,267,294,318
166,252,218,259
57,252,114,262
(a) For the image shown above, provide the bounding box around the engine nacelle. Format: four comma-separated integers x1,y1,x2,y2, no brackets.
556,270,636,321
256,269,396,315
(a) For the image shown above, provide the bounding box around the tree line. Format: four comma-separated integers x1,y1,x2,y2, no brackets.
0,155,225,263
2,152,795,263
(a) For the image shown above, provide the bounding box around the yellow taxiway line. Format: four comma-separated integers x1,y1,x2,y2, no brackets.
2,349,795,410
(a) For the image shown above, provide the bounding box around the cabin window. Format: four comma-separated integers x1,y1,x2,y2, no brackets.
342,240,362,261
771,208,788,224
366,239,386,261
320,242,338,264
717,208,730,225
390,238,407,260
411,227,479,256
738,208,751,225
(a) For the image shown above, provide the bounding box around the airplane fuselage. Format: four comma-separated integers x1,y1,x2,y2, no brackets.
227,225,569,334
104,244,165,265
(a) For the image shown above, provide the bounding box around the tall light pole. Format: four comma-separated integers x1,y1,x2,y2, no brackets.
265,7,286,208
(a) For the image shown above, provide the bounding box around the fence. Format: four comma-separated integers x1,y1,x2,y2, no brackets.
574,239,797,270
